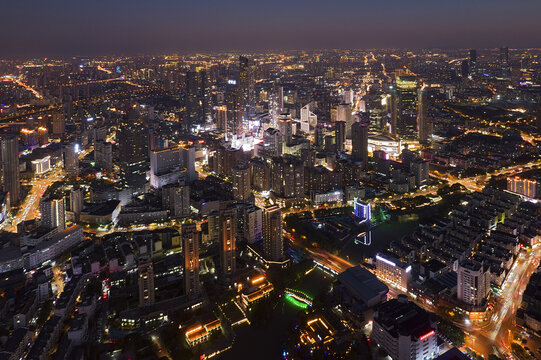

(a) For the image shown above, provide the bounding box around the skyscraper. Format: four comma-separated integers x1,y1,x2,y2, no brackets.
334,121,346,153
457,259,490,307
117,109,149,187
62,142,79,179
138,257,155,307
239,56,256,116
182,223,200,299
215,105,228,133
351,113,370,168
69,185,83,222
336,103,353,138
417,88,430,144
1,134,20,204
271,155,304,199
263,205,283,262
469,49,477,74
232,164,251,202
40,195,65,230
185,70,200,131
219,208,236,277
162,182,190,218
499,47,510,78
390,74,418,141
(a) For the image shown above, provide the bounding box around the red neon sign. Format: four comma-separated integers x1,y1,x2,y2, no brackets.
420,330,435,341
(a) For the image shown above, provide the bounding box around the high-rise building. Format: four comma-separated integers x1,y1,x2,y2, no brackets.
215,105,228,132
250,157,271,192
410,159,429,187
457,259,490,307
182,223,200,299
239,56,256,116
138,257,155,307
1,134,20,204
375,253,411,291
51,111,65,137
300,103,317,134
117,110,148,187
390,74,419,141
334,121,346,153
62,142,79,179
185,70,200,131
40,195,66,230
263,128,282,157
263,205,283,262
37,127,49,146
219,209,236,277
469,49,477,74
69,185,83,222
94,141,113,172
499,47,510,78
417,88,430,144
351,113,370,168
336,103,353,138
225,76,243,138
278,114,294,145
372,295,438,360
232,164,251,202
271,155,304,199
162,182,190,217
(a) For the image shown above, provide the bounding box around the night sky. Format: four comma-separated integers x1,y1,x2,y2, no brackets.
4,0,540,57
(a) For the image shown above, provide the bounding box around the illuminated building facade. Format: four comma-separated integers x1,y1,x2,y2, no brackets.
1,134,20,204
263,205,283,262
372,295,438,360
138,258,155,307
457,259,490,307
507,175,539,199
390,74,419,141
375,253,411,291
220,209,237,277
353,199,371,223
182,223,200,299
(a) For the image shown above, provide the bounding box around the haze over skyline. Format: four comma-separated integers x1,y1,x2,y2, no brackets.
4,0,541,57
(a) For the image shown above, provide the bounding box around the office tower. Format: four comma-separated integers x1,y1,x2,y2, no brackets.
390,74,419,141
94,141,113,172
410,158,429,187
37,127,49,146
336,103,353,138
242,205,262,244
232,164,251,202
199,70,211,120
334,121,346,153
40,195,65,230
150,146,183,189
70,185,83,222
162,182,190,218
62,142,79,179
250,157,271,192
460,60,469,78
300,103,317,134
117,110,149,187
1,134,20,204
324,135,334,152
457,259,490,307
239,56,256,116
499,46,510,78
417,88,430,144
278,114,294,145
225,76,243,137
21,129,38,148
219,209,236,277
372,295,438,360
269,85,284,128
351,113,370,168
374,253,411,292
469,49,477,72
181,146,197,182
271,155,304,199
216,105,228,132
185,70,200,131
51,111,65,137
263,128,282,157
207,211,220,245
314,125,324,149
138,257,155,307
182,223,200,299
263,205,283,262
